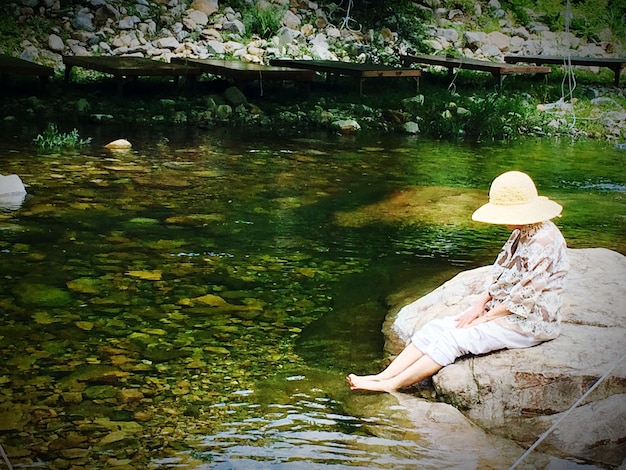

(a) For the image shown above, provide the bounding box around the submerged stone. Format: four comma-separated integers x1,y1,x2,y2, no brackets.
14,283,72,307
141,346,192,363
128,217,159,224
0,405,28,431
59,365,129,387
84,385,118,400
334,186,485,228
125,270,162,280
67,277,101,294
165,213,224,225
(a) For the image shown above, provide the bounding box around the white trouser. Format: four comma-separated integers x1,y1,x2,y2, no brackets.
410,310,542,366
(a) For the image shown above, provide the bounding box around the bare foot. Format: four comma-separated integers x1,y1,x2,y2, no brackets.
348,376,397,393
347,373,386,385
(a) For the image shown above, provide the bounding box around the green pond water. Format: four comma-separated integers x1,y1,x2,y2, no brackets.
0,124,624,469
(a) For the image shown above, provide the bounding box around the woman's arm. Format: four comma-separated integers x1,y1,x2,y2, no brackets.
466,300,511,326
455,290,492,328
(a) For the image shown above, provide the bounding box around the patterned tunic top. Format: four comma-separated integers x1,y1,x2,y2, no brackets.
486,221,569,340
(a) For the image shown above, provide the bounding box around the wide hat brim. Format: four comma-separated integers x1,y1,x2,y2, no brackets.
471,196,562,225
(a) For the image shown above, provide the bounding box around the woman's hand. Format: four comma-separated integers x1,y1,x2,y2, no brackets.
458,300,511,328
455,305,484,328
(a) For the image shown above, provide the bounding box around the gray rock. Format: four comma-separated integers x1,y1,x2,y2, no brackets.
333,119,361,133
282,9,301,29
481,43,502,57
403,121,420,134
135,4,150,17
509,35,525,52
72,9,95,31
69,44,89,56
276,27,302,47
485,31,510,50
464,31,487,49
95,4,120,26
591,97,617,106
154,36,181,50
528,22,551,33
190,0,218,16
206,39,226,55
344,392,558,469
383,248,626,467
437,28,459,44
20,46,40,62
138,20,157,36
423,38,444,52
222,86,248,107
223,19,245,35
119,15,140,30
447,9,463,20
505,26,530,40
48,33,64,52
186,9,209,27
520,39,543,56
605,111,626,121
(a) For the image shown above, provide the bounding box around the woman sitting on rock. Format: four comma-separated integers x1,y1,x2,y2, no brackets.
348,171,569,392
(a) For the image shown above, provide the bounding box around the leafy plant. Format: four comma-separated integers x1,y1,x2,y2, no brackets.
33,123,92,151
0,5,22,54
604,3,626,43
241,3,286,39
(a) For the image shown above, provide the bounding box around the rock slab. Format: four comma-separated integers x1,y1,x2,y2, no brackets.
382,248,626,467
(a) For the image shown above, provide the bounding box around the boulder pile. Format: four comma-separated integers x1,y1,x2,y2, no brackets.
12,0,624,72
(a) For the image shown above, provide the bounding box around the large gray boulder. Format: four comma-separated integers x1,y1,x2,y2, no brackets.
382,248,626,467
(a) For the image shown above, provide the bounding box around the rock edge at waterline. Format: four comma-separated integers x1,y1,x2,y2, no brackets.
382,248,626,468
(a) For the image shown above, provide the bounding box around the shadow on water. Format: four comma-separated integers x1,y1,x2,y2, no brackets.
0,124,624,468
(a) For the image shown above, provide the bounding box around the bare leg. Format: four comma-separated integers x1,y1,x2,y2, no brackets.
347,343,424,385
349,355,442,392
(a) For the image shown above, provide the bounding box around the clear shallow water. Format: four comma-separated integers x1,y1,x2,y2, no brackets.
0,125,624,468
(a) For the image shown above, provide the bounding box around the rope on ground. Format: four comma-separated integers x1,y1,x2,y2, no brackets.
339,0,360,32
509,351,626,470
447,62,461,95
258,69,263,97
0,443,13,470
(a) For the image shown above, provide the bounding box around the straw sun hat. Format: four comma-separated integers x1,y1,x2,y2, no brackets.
472,171,562,225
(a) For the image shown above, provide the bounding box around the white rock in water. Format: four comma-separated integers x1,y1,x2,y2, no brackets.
0,174,26,195
0,174,27,210
105,139,132,149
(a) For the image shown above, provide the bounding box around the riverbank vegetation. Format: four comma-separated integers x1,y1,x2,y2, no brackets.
4,67,623,144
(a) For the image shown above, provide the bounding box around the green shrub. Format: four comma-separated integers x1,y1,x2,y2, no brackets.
34,123,92,151
241,4,286,39
0,6,21,54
